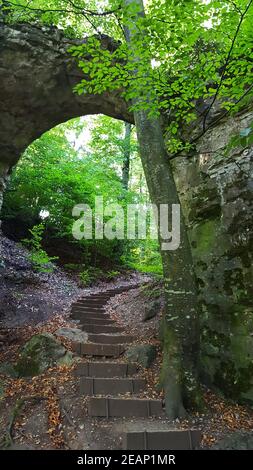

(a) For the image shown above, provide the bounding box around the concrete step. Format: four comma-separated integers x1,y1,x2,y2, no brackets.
88,397,163,417
81,324,125,334
73,317,116,325
123,430,202,450
80,377,146,395
87,334,135,344
75,342,125,357
75,362,138,378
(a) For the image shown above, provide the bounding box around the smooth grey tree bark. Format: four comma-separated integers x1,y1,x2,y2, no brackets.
123,0,202,418
122,122,132,190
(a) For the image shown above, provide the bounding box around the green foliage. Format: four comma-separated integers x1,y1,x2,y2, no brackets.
22,223,58,273
7,0,247,275
68,0,253,154
124,238,162,275
79,267,105,285
106,270,120,279
79,269,91,286
3,114,161,275
225,122,253,154
5,1,253,157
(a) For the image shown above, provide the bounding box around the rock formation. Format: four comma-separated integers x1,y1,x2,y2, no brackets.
0,21,252,403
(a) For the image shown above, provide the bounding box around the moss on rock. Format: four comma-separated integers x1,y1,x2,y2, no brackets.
14,333,74,377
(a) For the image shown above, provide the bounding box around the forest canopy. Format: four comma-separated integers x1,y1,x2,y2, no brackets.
2,0,253,153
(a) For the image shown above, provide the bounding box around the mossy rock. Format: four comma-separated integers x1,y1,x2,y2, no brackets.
212,431,253,450
143,300,161,322
15,333,73,377
0,362,18,378
126,344,157,368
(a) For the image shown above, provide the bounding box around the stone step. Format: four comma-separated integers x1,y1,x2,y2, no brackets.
88,334,135,344
74,302,107,308
81,324,125,334
75,342,125,357
80,377,146,395
71,312,109,319
81,296,112,300
88,397,163,418
73,317,116,325
72,306,106,312
80,294,111,297
75,362,138,378
123,430,202,450
75,298,108,303
72,310,107,316
73,299,107,305
72,317,113,325
71,316,111,323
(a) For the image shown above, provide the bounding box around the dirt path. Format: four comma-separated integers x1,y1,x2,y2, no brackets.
1,283,253,450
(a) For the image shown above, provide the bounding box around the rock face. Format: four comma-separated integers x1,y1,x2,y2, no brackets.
55,327,88,344
126,344,157,368
142,300,161,322
15,333,74,377
173,106,253,404
0,21,132,213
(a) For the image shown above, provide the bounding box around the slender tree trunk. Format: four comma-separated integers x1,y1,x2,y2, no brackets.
122,122,132,190
123,0,202,418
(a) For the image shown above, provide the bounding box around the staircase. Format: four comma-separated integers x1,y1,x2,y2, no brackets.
71,286,201,450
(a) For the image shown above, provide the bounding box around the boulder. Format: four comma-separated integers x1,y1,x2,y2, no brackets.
15,333,74,377
126,344,157,368
143,300,161,322
55,327,88,344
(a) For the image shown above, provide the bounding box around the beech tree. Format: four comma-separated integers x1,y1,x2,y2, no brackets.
3,0,253,417
121,0,201,418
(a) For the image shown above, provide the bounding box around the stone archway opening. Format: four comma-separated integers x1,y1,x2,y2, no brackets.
1,112,155,272
0,22,133,215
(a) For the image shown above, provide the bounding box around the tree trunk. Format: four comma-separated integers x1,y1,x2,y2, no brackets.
123,0,202,418
122,122,132,190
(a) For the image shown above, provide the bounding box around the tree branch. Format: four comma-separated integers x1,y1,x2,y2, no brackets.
66,0,121,17
169,83,253,161
202,0,253,132
7,0,121,18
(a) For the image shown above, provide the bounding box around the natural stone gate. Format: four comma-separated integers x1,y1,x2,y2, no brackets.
0,21,252,404
0,21,132,211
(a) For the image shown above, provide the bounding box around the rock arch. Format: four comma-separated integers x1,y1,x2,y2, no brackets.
0,22,132,209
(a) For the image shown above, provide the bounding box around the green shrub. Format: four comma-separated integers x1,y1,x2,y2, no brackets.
22,224,58,273
79,270,91,286
106,270,120,279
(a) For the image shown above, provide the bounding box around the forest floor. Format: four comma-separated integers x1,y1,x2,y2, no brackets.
0,232,253,450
